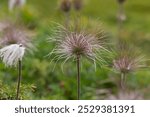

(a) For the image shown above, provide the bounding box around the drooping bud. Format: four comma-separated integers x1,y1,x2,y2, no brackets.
60,0,71,12
73,0,83,11
117,0,126,4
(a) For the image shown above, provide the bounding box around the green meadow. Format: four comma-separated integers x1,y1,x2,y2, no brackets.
0,0,150,99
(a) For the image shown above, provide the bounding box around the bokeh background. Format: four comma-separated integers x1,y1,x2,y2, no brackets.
0,0,150,99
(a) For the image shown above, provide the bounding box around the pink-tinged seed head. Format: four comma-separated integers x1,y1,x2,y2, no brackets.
48,23,109,70
0,21,34,50
113,43,145,74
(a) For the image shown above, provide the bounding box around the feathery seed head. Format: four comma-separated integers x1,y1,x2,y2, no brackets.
58,32,99,58
0,21,33,50
113,44,145,74
48,22,109,70
0,44,25,67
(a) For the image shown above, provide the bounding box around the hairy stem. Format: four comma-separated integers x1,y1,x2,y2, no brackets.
16,60,22,100
121,72,126,91
76,55,80,100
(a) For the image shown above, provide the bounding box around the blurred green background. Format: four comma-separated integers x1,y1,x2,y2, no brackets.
0,0,150,99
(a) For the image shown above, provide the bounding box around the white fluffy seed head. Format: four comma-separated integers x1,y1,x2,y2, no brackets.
0,44,25,67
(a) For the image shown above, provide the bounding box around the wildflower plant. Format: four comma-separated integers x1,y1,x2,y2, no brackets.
113,43,145,91
0,21,32,100
48,22,109,100
0,44,25,99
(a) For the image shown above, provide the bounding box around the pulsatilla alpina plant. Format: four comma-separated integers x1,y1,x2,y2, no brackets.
48,23,109,100
0,44,25,100
0,21,33,100
113,43,145,91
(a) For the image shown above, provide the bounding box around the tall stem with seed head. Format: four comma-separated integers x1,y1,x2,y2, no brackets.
76,55,80,100
16,60,22,100
121,72,126,91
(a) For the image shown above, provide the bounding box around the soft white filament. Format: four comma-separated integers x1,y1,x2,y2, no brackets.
0,44,25,67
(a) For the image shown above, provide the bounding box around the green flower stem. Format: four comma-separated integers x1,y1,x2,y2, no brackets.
121,72,126,91
76,55,80,100
16,60,22,100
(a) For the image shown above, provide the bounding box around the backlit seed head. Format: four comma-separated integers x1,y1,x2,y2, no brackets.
113,43,145,74
48,21,109,70
0,21,33,50
60,0,71,12
0,44,25,67
73,0,83,11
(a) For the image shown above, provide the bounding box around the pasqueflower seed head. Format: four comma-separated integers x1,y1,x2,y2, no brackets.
0,21,33,50
0,44,25,67
113,44,145,74
48,23,109,70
